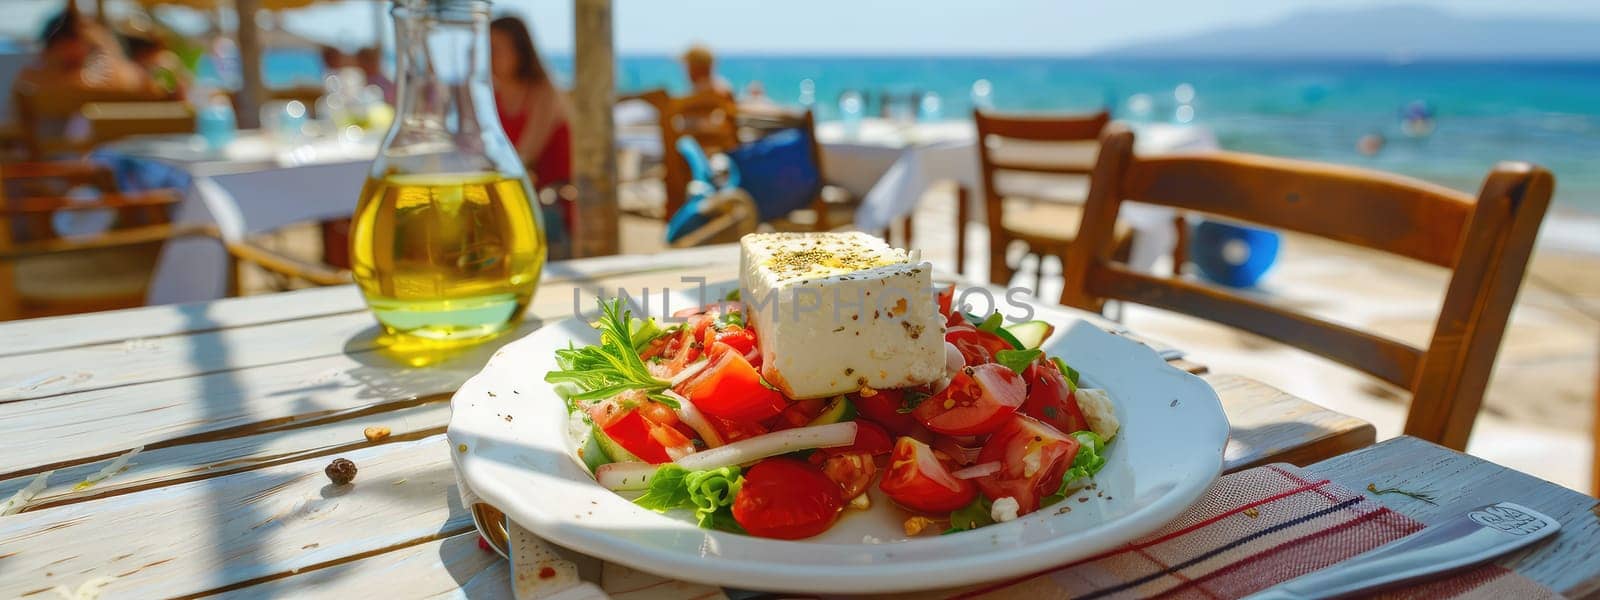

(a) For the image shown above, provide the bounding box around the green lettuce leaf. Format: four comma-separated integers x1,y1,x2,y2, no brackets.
1041,431,1108,507
944,496,995,534
631,464,746,533
1050,356,1081,392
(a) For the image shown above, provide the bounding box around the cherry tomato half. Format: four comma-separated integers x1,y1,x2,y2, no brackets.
851,388,925,436
880,436,978,514
818,452,877,500
732,458,844,539
975,414,1081,514
1021,359,1091,435
819,419,894,456
912,363,1027,435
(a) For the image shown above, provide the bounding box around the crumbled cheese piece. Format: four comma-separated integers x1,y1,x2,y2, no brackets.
1075,388,1120,440
1022,450,1041,478
849,493,871,510
991,497,1021,523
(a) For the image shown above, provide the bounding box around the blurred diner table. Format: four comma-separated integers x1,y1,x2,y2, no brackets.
99,129,380,305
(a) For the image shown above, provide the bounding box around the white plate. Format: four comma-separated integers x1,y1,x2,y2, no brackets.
448,316,1228,594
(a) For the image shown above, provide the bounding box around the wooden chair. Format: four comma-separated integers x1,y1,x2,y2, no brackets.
11,83,174,158
972,109,1133,290
657,90,740,218
1061,124,1554,450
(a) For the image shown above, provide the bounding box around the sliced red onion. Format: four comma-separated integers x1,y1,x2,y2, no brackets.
676,422,857,471
944,341,965,375
932,435,984,466
668,359,710,387
952,461,1001,480
666,390,724,448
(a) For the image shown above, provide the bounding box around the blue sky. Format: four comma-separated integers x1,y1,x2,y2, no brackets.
9,0,1600,55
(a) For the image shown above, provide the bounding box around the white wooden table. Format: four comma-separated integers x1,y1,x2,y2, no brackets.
2,245,1593,598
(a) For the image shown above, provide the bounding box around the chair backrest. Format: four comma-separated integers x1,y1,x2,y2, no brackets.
82,101,196,146
1061,124,1554,449
658,90,739,217
12,82,172,158
972,109,1110,278
267,85,324,118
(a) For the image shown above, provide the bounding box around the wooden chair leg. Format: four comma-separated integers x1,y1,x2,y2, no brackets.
1593,343,1599,497
903,213,914,250
955,185,969,276
988,238,1012,287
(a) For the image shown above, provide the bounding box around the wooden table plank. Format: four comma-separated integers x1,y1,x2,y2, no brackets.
0,245,740,358
0,436,469,599
1211,374,1377,471
0,402,449,510
213,532,506,600
0,266,742,479
1308,436,1600,598
0,264,740,404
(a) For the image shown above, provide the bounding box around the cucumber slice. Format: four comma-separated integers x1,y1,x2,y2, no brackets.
592,423,641,463
1004,320,1055,350
808,396,857,426
576,425,611,471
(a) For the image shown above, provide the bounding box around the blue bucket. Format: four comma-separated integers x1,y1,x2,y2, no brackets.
1190,220,1280,288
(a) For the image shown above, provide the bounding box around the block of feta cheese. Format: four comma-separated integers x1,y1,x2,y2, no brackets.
739,232,945,399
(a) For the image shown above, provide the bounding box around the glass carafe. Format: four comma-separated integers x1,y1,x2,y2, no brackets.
352,0,545,344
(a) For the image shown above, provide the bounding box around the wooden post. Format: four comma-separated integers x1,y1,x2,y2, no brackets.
570,0,619,258
235,0,265,129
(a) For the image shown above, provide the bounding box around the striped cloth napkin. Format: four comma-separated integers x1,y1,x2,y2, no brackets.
930,464,1555,600
518,464,1556,599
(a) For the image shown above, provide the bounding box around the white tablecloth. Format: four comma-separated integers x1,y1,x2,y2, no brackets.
107,131,379,305
815,118,1218,271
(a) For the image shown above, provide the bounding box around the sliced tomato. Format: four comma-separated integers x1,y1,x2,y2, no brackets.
912,363,1026,435
818,452,877,499
817,419,893,457
975,415,1081,514
712,324,759,361
879,436,978,514
936,285,955,317
589,401,696,465
852,388,924,435
1021,359,1091,435
708,413,769,444
771,397,830,430
732,458,844,539
676,342,787,422
945,323,1014,366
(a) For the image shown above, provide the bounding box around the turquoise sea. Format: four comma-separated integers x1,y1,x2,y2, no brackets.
265,51,1600,216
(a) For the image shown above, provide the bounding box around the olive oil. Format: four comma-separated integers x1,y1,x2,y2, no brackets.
350,172,545,342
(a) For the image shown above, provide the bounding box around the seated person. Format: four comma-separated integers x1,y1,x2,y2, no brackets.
125,33,189,98
488,15,571,187
681,44,733,102
16,7,155,95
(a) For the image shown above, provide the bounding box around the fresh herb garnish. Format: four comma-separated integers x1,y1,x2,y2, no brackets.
995,348,1042,375
720,308,746,328
634,464,746,531
895,389,933,414
944,496,994,534
545,298,677,407
1051,356,1081,392
724,288,741,302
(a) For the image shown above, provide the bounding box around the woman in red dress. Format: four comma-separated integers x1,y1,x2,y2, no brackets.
488,16,572,234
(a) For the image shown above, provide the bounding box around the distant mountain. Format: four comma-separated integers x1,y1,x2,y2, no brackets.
1101,6,1600,60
